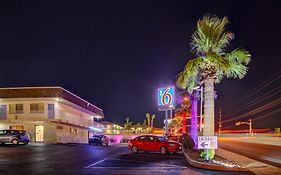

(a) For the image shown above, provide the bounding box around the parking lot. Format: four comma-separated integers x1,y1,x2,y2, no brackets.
0,143,254,175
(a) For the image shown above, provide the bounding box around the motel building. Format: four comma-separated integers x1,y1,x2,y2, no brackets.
0,87,104,144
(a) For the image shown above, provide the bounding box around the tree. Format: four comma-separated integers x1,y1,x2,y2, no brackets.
177,14,251,158
124,117,133,130
135,122,142,133
146,113,151,129
142,119,147,129
151,114,156,129
177,63,200,147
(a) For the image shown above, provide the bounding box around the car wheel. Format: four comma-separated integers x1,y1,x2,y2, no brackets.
160,146,168,155
131,146,139,153
11,139,19,145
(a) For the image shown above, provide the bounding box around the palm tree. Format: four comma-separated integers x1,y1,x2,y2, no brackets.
124,117,133,130
142,119,147,132
146,113,151,130
151,114,156,129
135,122,142,133
177,14,251,158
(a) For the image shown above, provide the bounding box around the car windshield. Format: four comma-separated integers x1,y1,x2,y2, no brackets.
0,130,8,135
93,136,102,139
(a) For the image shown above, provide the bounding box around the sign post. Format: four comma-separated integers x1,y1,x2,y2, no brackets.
158,86,175,135
198,136,218,161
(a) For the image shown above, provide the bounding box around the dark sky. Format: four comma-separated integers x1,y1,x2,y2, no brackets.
0,1,280,129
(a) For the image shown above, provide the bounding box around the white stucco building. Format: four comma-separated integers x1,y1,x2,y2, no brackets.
0,87,104,144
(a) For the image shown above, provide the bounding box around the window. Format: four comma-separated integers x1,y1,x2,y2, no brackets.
0,130,8,135
147,136,156,142
136,136,147,141
56,125,63,130
70,128,78,134
10,126,24,130
48,104,55,119
30,103,44,113
9,104,23,114
0,105,7,119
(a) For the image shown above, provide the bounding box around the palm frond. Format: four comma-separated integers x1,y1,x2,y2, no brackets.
176,71,188,89
225,48,251,65
222,59,248,79
176,57,202,92
191,14,232,55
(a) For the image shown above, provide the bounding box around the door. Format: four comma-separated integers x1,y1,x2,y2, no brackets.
35,125,44,142
134,136,147,150
146,136,157,151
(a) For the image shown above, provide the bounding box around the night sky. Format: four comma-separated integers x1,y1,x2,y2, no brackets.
0,1,280,129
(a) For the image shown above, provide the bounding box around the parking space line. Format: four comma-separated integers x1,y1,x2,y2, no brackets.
84,158,187,169
84,158,109,168
110,158,187,168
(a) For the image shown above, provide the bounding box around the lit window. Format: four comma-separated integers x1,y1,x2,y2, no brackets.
30,103,44,113
9,104,23,114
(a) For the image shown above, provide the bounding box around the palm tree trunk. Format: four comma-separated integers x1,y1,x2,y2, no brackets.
191,97,198,148
203,78,215,136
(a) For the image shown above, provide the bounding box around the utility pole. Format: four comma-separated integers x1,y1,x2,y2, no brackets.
218,108,223,136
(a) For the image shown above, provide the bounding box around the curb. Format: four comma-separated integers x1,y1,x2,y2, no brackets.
182,149,249,172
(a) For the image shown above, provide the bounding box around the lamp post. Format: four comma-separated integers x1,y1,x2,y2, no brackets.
192,86,203,133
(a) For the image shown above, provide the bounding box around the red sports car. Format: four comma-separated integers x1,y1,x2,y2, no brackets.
128,135,182,155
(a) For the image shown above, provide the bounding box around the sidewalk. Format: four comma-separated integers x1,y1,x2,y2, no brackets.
216,148,281,175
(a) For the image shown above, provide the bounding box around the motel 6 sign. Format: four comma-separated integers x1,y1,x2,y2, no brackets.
158,86,175,111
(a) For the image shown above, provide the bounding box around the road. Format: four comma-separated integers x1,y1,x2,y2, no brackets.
0,143,254,175
219,137,281,167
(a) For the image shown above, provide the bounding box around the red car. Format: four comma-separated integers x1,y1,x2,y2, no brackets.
128,135,182,155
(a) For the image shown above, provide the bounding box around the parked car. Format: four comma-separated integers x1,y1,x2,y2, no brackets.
128,135,182,155
88,135,109,146
0,130,30,145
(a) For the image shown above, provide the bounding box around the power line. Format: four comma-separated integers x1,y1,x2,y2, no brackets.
227,85,281,115
224,97,281,123
223,108,281,129
224,71,281,112
252,108,281,121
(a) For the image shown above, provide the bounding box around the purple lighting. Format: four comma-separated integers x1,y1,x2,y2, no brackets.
191,99,198,148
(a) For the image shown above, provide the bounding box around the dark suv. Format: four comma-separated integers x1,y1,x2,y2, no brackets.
0,130,30,145
89,135,109,146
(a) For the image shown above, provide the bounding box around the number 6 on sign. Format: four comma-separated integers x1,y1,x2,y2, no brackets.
158,86,175,111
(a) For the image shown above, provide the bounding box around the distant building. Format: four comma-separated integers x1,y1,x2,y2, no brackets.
0,87,104,144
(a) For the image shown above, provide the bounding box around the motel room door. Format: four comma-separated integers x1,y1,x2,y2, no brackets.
35,125,44,142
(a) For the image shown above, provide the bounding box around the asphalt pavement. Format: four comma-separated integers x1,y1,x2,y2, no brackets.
219,137,281,167
0,143,255,175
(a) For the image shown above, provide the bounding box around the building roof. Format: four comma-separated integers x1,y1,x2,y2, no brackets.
0,87,104,117
100,121,115,125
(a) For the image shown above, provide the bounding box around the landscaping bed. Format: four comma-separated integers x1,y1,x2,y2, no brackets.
183,149,249,171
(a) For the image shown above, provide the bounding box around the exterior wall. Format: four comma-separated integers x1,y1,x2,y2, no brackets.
0,97,103,144
55,102,95,128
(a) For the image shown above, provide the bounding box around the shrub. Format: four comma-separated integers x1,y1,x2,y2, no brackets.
199,149,215,160
181,134,195,150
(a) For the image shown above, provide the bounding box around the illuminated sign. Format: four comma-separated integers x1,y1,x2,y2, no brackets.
158,86,175,111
